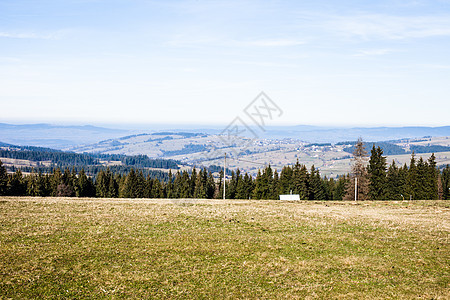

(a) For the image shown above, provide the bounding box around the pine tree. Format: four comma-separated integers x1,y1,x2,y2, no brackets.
309,165,326,200
108,175,118,198
165,170,174,198
206,171,216,199
0,160,7,196
293,162,309,200
193,172,206,199
386,161,401,200
426,154,438,200
152,179,164,198
121,169,137,198
252,170,264,199
415,157,428,200
368,145,387,200
333,175,349,200
442,165,450,200
50,168,62,196
279,165,294,194
407,153,418,200
96,170,109,198
26,171,40,196
9,170,27,196
272,170,281,199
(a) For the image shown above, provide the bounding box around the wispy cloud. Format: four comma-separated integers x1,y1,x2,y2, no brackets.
166,36,305,48
354,49,395,57
328,14,450,40
241,39,306,47
0,31,64,40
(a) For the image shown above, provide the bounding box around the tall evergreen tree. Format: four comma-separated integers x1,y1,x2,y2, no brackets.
309,165,326,200
333,175,349,200
442,165,450,200
426,154,438,200
368,145,387,200
0,160,7,196
293,162,309,200
96,170,109,198
9,170,27,196
407,153,418,200
386,161,401,200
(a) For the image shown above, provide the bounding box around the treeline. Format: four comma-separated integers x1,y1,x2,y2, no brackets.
0,160,345,199
343,141,450,156
344,140,450,200
1,145,449,200
363,146,449,200
0,145,180,170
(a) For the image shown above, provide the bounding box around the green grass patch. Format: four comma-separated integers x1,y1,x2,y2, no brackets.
0,198,448,299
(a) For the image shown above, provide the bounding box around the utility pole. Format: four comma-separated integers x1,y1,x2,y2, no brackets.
223,152,226,200
354,177,358,201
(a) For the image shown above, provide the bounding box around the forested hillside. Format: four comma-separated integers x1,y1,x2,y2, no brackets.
1,142,449,200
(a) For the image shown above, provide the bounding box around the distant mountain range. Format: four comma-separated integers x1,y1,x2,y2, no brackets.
0,123,129,149
1,123,450,149
260,125,450,143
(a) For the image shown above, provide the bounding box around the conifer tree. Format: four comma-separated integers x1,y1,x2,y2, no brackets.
272,170,281,199
193,172,206,199
152,179,164,198
206,171,216,199
121,169,137,198
309,165,326,200
293,162,309,200
9,170,27,196
386,161,401,200
408,153,418,200
26,171,40,196
426,154,438,200
0,160,7,196
96,170,109,198
368,145,387,200
279,165,294,194
165,170,174,198
333,175,349,200
108,175,118,198
50,168,62,196
252,170,264,199
442,165,450,200
415,157,428,200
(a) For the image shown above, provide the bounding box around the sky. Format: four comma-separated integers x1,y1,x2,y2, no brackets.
0,0,449,127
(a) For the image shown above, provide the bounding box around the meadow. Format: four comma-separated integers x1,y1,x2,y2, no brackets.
0,197,448,299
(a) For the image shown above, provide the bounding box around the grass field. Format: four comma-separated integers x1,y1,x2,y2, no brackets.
1,197,449,299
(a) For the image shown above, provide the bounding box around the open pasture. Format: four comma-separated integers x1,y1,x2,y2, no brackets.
0,197,448,299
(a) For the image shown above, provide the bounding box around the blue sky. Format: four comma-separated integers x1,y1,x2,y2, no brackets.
0,0,449,127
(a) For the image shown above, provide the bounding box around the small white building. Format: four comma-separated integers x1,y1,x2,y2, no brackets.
279,194,300,200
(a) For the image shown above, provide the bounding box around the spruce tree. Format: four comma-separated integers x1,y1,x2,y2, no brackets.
408,153,418,200
293,162,309,200
415,157,428,200
442,165,450,200
386,161,401,200
309,165,326,200
426,154,438,200
0,160,7,196
206,171,216,199
368,145,387,200
9,170,26,196
333,175,349,200
96,170,108,198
